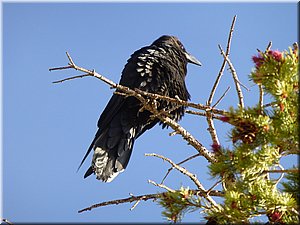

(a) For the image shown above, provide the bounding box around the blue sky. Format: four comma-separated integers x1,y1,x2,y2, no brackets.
2,2,297,223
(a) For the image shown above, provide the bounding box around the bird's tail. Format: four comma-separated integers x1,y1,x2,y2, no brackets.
87,146,125,182
84,125,137,182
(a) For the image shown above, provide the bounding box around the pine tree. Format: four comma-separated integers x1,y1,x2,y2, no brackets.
158,44,299,224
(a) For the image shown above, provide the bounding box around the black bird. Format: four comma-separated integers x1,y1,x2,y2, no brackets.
79,35,201,182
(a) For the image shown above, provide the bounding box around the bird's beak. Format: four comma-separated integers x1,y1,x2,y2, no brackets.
185,52,202,66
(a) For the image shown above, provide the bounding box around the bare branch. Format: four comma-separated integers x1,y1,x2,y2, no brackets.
205,15,237,150
133,88,227,115
52,74,91,84
78,193,160,213
155,116,216,163
78,188,224,213
50,52,119,88
226,15,237,59
185,110,207,117
48,65,73,71
206,86,230,146
66,51,75,66
207,180,222,196
207,15,237,106
145,153,203,189
129,200,141,211
145,153,220,208
206,87,231,145
127,94,216,164
161,153,201,184
218,45,245,108
125,88,218,163
206,112,220,145
212,86,231,109
185,110,224,121
148,179,175,192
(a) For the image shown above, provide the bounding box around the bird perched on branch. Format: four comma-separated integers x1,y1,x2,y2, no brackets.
78,35,201,182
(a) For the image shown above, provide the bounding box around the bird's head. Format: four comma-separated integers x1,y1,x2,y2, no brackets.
152,35,202,66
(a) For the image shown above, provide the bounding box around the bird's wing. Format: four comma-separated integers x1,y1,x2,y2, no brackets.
97,46,153,129
97,94,125,129
78,46,159,172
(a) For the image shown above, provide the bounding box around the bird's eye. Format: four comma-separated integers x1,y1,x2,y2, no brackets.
177,41,185,51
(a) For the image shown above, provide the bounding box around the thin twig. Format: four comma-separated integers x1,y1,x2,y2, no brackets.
161,153,201,184
236,78,249,91
207,15,237,106
185,110,224,121
258,84,264,114
212,86,231,109
66,52,75,65
150,102,183,120
78,189,224,213
185,110,207,117
206,87,231,146
155,116,216,163
133,88,227,116
207,180,222,195
145,153,204,190
205,15,236,150
49,65,73,71
50,52,119,88
266,41,272,52
274,164,285,187
145,153,220,208
207,87,231,145
78,193,160,213
130,199,141,211
206,111,220,145
52,74,90,83
219,45,245,108
148,179,175,192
